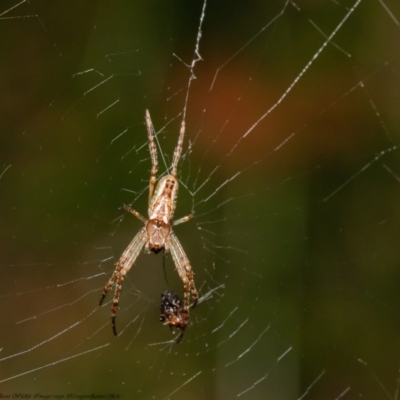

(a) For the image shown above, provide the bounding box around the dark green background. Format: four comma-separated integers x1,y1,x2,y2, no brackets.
1,1,400,398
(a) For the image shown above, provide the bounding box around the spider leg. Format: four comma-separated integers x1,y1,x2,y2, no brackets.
145,109,158,204
99,227,147,336
124,205,147,224
169,232,199,314
171,119,185,177
175,329,185,344
99,266,119,306
172,213,193,226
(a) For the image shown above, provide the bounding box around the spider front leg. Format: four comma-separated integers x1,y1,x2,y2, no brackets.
145,109,158,204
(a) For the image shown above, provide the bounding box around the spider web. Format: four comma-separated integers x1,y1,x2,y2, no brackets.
1,0,400,398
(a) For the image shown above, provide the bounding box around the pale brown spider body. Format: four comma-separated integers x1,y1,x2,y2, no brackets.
99,110,198,336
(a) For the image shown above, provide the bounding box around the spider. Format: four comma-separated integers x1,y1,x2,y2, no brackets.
99,109,199,336
160,290,188,343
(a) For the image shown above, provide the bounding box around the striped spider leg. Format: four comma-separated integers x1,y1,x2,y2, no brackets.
99,110,199,336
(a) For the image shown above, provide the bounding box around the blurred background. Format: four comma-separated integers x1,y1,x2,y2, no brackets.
1,0,400,398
